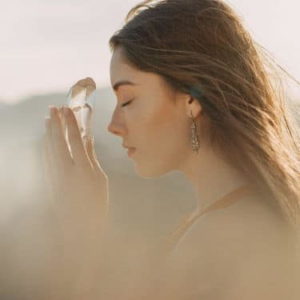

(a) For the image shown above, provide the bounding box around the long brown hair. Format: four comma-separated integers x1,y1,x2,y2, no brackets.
109,0,300,229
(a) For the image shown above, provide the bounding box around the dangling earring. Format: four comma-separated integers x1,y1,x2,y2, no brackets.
190,110,200,153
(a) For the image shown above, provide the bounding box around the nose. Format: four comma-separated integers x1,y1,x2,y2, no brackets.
106,109,127,137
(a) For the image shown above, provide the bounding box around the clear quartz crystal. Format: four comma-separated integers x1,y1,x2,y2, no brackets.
66,77,96,145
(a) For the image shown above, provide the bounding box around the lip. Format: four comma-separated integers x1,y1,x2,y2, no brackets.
127,147,136,157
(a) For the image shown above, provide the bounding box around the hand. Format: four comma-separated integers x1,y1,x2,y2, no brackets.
42,106,109,240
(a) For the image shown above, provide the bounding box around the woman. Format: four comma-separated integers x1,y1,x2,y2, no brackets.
45,0,300,299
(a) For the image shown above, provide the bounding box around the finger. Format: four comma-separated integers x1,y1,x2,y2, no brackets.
58,106,70,153
49,106,73,168
41,130,52,187
44,116,60,199
63,106,91,168
85,105,93,137
44,117,56,181
84,136,106,177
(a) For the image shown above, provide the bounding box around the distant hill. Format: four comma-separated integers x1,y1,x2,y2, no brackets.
0,87,195,235
0,102,8,110
0,89,299,298
0,89,299,231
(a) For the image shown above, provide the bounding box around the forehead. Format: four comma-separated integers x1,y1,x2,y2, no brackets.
110,47,138,84
109,47,176,98
110,47,165,92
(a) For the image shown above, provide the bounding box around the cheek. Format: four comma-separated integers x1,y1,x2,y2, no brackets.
144,105,186,146
140,102,173,132
126,96,188,149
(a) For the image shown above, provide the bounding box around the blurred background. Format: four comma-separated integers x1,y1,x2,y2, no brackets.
0,0,299,298
1,0,300,104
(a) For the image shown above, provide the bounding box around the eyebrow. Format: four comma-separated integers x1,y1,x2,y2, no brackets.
112,80,136,92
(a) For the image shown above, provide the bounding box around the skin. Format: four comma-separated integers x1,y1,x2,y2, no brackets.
108,46,251,214
108,46,297,299
36,48,297,299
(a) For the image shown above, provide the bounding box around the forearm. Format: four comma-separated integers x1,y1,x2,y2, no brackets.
45,210,113,299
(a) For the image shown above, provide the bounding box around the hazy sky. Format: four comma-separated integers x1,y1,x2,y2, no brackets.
1,0,299,103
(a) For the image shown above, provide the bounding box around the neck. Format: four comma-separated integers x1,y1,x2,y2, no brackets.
178,147,251,215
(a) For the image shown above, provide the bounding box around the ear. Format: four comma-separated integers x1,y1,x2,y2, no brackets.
185,95,203,119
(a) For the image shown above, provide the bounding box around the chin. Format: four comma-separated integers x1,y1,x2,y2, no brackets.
133,159,174,178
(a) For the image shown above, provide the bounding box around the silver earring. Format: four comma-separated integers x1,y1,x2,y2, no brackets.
191,111,200,153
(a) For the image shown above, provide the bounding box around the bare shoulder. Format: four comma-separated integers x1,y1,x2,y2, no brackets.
163,194,297,299
175,193,292,254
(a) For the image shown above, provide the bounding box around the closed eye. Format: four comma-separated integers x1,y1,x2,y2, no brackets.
121,100,133,108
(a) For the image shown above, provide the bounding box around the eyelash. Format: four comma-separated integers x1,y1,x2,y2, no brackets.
121,99,133,108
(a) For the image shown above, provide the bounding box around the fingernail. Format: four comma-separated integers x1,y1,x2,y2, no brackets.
49,106,56,115
63,106,70,116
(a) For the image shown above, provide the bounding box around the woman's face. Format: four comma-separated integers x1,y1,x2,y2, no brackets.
108,47,200,178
